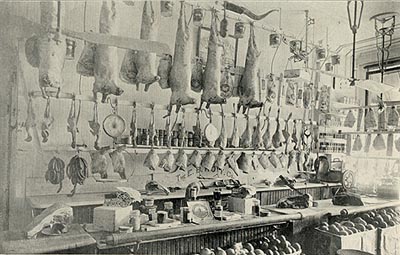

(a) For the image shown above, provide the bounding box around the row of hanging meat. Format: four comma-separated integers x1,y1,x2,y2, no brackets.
343,106,400,130
348,133,400,156
25,1,267,115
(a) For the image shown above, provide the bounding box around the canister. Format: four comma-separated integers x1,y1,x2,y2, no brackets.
164,201,174,218
157,211,168,224
143,197,154,207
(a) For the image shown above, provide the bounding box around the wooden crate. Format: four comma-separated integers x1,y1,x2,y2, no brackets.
314,228,378,255
379,225,400,255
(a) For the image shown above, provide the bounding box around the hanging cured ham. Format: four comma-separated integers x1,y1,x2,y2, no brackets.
237,152,251,174
258,152,269,170
272,109,284,148
159,150,175,172
77,1,124,102
41,99,54,142
237,24,263,113
143,149,159,171
25,1,66,98
200,10,226,108
120,1,160,91
167,2,196,114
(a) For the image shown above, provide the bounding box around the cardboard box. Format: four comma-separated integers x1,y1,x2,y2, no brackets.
228,197,258,215
93,206,131,232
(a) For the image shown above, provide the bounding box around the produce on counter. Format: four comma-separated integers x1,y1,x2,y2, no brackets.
318,207,400,235
196,234,302,255
120,1,160,91
200,10,226,108
77,1,124,103
237,24,263,113
167,2,196,114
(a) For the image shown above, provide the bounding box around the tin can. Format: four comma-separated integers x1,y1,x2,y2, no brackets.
180,207,192,223
136,128,142,145
187,132,194,147
214,205,223,220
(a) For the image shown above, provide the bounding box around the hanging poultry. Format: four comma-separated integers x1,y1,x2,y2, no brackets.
129,102,138,147
188,150,202,169
76,1,124,102
272,109,284,148
90,148,109,179
143,149,159,171
66,154,88,197
157,54,172,89
240,113,252,148
262,106,272,149
25,1,66,98
252,108,264,149
268,152,279,169
237,152,251,174
25,97,36,143
201,150,216,172
41,97,54,143
226,152,239,176
88,103,101,150
175,149,188,172
66,99,77,149
120,1,160,91
200,10,226,109
230,107,240,148
167,2,196,114
215,105,227,149
282,113,292,154
109,147,127,179
159,150,175,172
258,152,269,170
213,150,226,173
237,23,263,113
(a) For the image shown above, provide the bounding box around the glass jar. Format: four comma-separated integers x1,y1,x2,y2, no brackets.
129,210,141,231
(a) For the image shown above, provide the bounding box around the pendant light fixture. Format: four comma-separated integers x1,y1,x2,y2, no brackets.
346,0,364,86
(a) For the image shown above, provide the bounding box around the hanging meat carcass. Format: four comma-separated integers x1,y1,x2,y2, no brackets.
237,23,263,113
175,148,188,172
109,147,127,179
200,10,226,109
258,152,269,170
120,1,160,91
167,2,196,114
76,1,124,103
25,1,66,98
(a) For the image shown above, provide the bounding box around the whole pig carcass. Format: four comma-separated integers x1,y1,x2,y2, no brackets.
237,24,263,113
76,1,124,103
167,2,196,114
200,10,226,109
120,1,160,91
25,1,66,98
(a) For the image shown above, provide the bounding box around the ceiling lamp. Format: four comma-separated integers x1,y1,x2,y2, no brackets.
193,6,204,27
370,12,399,83
346,0,364,86
234,21,246,39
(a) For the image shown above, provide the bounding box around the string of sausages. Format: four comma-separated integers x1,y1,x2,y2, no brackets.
66,154,88,196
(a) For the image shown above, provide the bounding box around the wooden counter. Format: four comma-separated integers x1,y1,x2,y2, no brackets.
0,224,96,254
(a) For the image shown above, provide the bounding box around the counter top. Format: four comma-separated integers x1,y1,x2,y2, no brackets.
92,196,400,250
27,182,340,210
0,224,96,254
